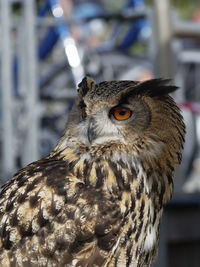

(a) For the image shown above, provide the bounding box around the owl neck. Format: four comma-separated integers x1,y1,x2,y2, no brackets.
51,139,176,207
52,143,174,188
54,135,179,175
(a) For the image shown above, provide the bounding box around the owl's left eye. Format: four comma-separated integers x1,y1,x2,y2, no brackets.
81,107,87,119
110,106,132,121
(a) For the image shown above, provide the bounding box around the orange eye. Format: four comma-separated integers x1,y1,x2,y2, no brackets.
111,106,132,121
81,107,87,119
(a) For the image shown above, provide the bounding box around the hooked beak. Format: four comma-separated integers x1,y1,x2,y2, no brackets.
87,121,95,144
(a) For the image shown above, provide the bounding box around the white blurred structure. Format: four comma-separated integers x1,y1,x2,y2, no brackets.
0,0,39,180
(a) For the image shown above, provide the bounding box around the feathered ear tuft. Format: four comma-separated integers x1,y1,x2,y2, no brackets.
133,79,179,97
78,76,96,96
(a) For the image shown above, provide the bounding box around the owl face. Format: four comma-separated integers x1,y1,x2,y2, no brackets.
57,77,184,162
66,79,151,147
77,98,151,147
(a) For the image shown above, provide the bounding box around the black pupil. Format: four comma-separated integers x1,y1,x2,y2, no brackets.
118,109,126,116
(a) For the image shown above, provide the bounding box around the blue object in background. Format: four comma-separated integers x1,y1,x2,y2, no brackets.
72,3,103,19
38,27,59,60
118,0,150,52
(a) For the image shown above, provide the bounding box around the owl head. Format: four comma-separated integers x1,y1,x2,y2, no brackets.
56,77,185,164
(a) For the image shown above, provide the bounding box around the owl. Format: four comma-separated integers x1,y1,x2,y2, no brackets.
0,77,185,267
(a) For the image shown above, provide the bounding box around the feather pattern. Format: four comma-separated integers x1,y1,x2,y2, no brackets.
0,77,185,266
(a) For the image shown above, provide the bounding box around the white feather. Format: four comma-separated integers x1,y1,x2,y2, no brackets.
144,225,156,252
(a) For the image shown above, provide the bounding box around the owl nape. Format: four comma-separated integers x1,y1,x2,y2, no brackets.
0,77,185,267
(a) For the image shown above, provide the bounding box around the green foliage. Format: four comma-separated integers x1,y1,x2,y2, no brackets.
147,0,200,19
102,0,125,11
173,0,200,19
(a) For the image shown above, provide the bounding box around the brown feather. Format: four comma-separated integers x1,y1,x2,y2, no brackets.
0,77,185,266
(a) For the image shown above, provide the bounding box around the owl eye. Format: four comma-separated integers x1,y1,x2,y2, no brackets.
81,107,87,119
110,106,132,121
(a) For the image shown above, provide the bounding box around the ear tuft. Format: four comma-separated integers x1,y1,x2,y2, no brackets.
78,76,96,96
134,79,179,97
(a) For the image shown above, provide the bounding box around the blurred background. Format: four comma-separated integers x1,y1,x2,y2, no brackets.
0,0,200,266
